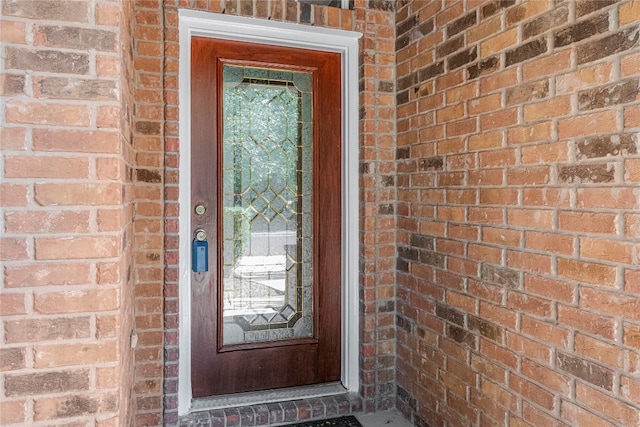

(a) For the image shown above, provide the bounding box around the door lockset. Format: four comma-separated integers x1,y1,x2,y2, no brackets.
195,229,207,241
192,228,208,272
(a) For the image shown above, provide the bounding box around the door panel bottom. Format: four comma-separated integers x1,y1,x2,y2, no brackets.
191,382,347,411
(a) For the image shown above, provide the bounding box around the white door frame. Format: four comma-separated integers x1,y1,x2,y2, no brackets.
177,10,362,415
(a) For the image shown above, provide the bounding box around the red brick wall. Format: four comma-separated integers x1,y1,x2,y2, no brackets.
130,1,166,425
395,0,640,426
1,0,137,425
121,2,139,425
354,0,398,413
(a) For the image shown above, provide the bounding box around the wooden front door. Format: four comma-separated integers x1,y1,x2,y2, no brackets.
190,37,342,398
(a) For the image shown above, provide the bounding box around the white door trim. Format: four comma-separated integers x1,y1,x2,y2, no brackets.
178,10,362,415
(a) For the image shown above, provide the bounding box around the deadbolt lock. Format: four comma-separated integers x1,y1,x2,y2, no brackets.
194,204,206,215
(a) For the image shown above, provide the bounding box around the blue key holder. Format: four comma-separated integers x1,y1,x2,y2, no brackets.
192,229,208,272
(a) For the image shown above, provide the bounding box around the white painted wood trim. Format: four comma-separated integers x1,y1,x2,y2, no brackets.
178,10,362,416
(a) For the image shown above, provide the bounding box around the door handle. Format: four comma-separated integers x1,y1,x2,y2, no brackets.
192,228,208,272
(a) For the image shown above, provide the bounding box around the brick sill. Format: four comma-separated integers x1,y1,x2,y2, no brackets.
178,392,363,427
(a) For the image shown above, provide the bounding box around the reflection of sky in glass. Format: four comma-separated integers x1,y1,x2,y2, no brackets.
221,65,314,346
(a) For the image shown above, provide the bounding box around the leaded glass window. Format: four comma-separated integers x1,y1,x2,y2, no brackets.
221,65,314,346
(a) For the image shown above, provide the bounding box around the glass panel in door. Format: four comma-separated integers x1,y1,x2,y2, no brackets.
221,65,313,346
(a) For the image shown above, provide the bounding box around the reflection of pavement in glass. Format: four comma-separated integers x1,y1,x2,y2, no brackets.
224,254,286,318
248,231,296,257
233,255,286,278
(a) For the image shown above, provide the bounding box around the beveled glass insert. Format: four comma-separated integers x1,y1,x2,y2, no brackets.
222,65,313,345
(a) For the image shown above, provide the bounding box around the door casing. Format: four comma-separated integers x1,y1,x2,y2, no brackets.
178,10,361,415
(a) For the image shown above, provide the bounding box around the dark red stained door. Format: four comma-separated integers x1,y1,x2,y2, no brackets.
190,37,342,398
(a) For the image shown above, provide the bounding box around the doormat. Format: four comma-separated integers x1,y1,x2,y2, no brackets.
284,415,363,427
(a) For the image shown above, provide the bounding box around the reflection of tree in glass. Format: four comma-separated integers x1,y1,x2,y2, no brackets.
223,67,308,263
224,80,299,220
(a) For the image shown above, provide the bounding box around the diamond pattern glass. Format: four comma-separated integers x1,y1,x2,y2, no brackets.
222,65,313,345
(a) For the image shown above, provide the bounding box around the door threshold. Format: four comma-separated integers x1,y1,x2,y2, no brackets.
181,388,363,426
191,382,348,411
